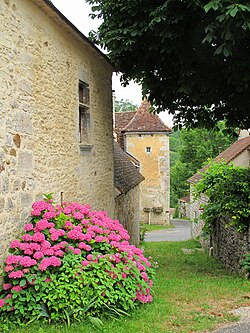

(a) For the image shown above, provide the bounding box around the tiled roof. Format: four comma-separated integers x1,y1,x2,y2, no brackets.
123,100,171,133
115,112,136,149
188,136,250,184
115,112,136,132
114,142,144,194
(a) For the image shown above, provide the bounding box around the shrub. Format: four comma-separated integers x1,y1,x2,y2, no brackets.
195,162,250,233
0,198,156,325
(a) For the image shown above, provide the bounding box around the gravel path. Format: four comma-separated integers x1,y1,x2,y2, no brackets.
212,307,250,333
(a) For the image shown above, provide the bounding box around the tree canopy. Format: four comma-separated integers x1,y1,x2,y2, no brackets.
87,0,250,129
170,122,236,206
115,99,138,112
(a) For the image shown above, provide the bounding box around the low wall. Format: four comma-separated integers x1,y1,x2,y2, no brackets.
211,218,250,274
115,185,140,246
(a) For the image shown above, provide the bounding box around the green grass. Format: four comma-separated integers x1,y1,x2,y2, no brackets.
2,240,249,333
141,223,174,232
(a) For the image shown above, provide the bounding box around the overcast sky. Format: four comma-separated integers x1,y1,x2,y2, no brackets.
51,0,173,126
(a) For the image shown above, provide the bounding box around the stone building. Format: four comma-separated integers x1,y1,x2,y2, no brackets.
178,195,190,219
115,100,171,225
0,0,115,267
114,142,144,246
188,134,250,239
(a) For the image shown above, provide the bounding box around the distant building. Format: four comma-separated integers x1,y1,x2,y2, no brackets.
178,195,190,219
115,100,171,225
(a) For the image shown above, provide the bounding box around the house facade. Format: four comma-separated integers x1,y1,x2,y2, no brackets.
115,100,171,225
188,135,250,240
0,0,115,267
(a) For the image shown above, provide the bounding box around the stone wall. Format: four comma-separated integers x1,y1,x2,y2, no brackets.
115,185,140,246
125,133,170,225
211,218,250,274
0,0,114,268
189,185,208,242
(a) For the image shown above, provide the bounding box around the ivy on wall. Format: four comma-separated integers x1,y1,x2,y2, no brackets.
195,161,250,233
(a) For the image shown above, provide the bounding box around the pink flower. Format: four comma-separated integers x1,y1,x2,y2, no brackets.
81,260,90,267
43,212,56,219
31,209,41,216
63,207,72,214
6,255,22,265
22,234,33,242
9,240,21,249
24,249,34,255
64,221,73,229
50,256,61,267
0,299,5,308
11,285,23,292
55,250,64,257
95,236,106,242
3,283,12,290
33,251,44,260
73,212,84,220
5,265,14,272
122,272,127,279
78,243,91,251
19,256,37,267
141,272,149,282
5,294,12,299
36,219,49,231
86,254,93,261
24,223,34,231
45,277,52,283
73,249,81,255
32,232,45,242
8,270,24,279
41,240,51,249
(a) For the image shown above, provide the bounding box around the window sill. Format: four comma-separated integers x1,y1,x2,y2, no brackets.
79,144,93,155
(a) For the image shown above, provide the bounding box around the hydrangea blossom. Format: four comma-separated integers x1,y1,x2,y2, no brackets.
0,199,156,323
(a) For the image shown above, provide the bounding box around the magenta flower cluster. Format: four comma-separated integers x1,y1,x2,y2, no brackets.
0,199,155,312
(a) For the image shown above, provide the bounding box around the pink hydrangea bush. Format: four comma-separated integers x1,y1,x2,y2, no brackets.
0,199,156,323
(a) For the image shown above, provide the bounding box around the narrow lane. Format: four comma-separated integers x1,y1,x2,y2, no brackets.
144,219,191,242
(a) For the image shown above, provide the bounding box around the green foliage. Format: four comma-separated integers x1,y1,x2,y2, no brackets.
10,240,250,333
170,124,235,207
195,162,250,233
87,0,250,129
115,99,138,112
0,199,156,326
242,254,250,277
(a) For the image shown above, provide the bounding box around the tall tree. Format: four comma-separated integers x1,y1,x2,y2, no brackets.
170,123,236,206
87,0,250,129
115,99,138,112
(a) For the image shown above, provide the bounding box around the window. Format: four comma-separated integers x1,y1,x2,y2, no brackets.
79,81,90,144
146,147,152,154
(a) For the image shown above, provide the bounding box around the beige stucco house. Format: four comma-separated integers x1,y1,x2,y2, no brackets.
188,134,250,240
115,100,171,225
0,0,116,267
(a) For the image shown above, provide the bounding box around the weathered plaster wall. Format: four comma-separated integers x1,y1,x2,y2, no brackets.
115,186,140,246
125,133,170,225
0,0,114,267
231,150,250,167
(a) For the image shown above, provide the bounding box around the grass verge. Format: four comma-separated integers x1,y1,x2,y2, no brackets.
141,223,174,232
2,240,249,333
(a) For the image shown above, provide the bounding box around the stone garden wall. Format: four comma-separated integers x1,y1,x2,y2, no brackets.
211,218,250,274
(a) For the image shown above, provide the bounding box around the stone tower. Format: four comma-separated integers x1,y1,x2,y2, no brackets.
115,100,171,225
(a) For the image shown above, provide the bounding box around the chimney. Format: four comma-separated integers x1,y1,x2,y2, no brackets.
238,129,249,139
